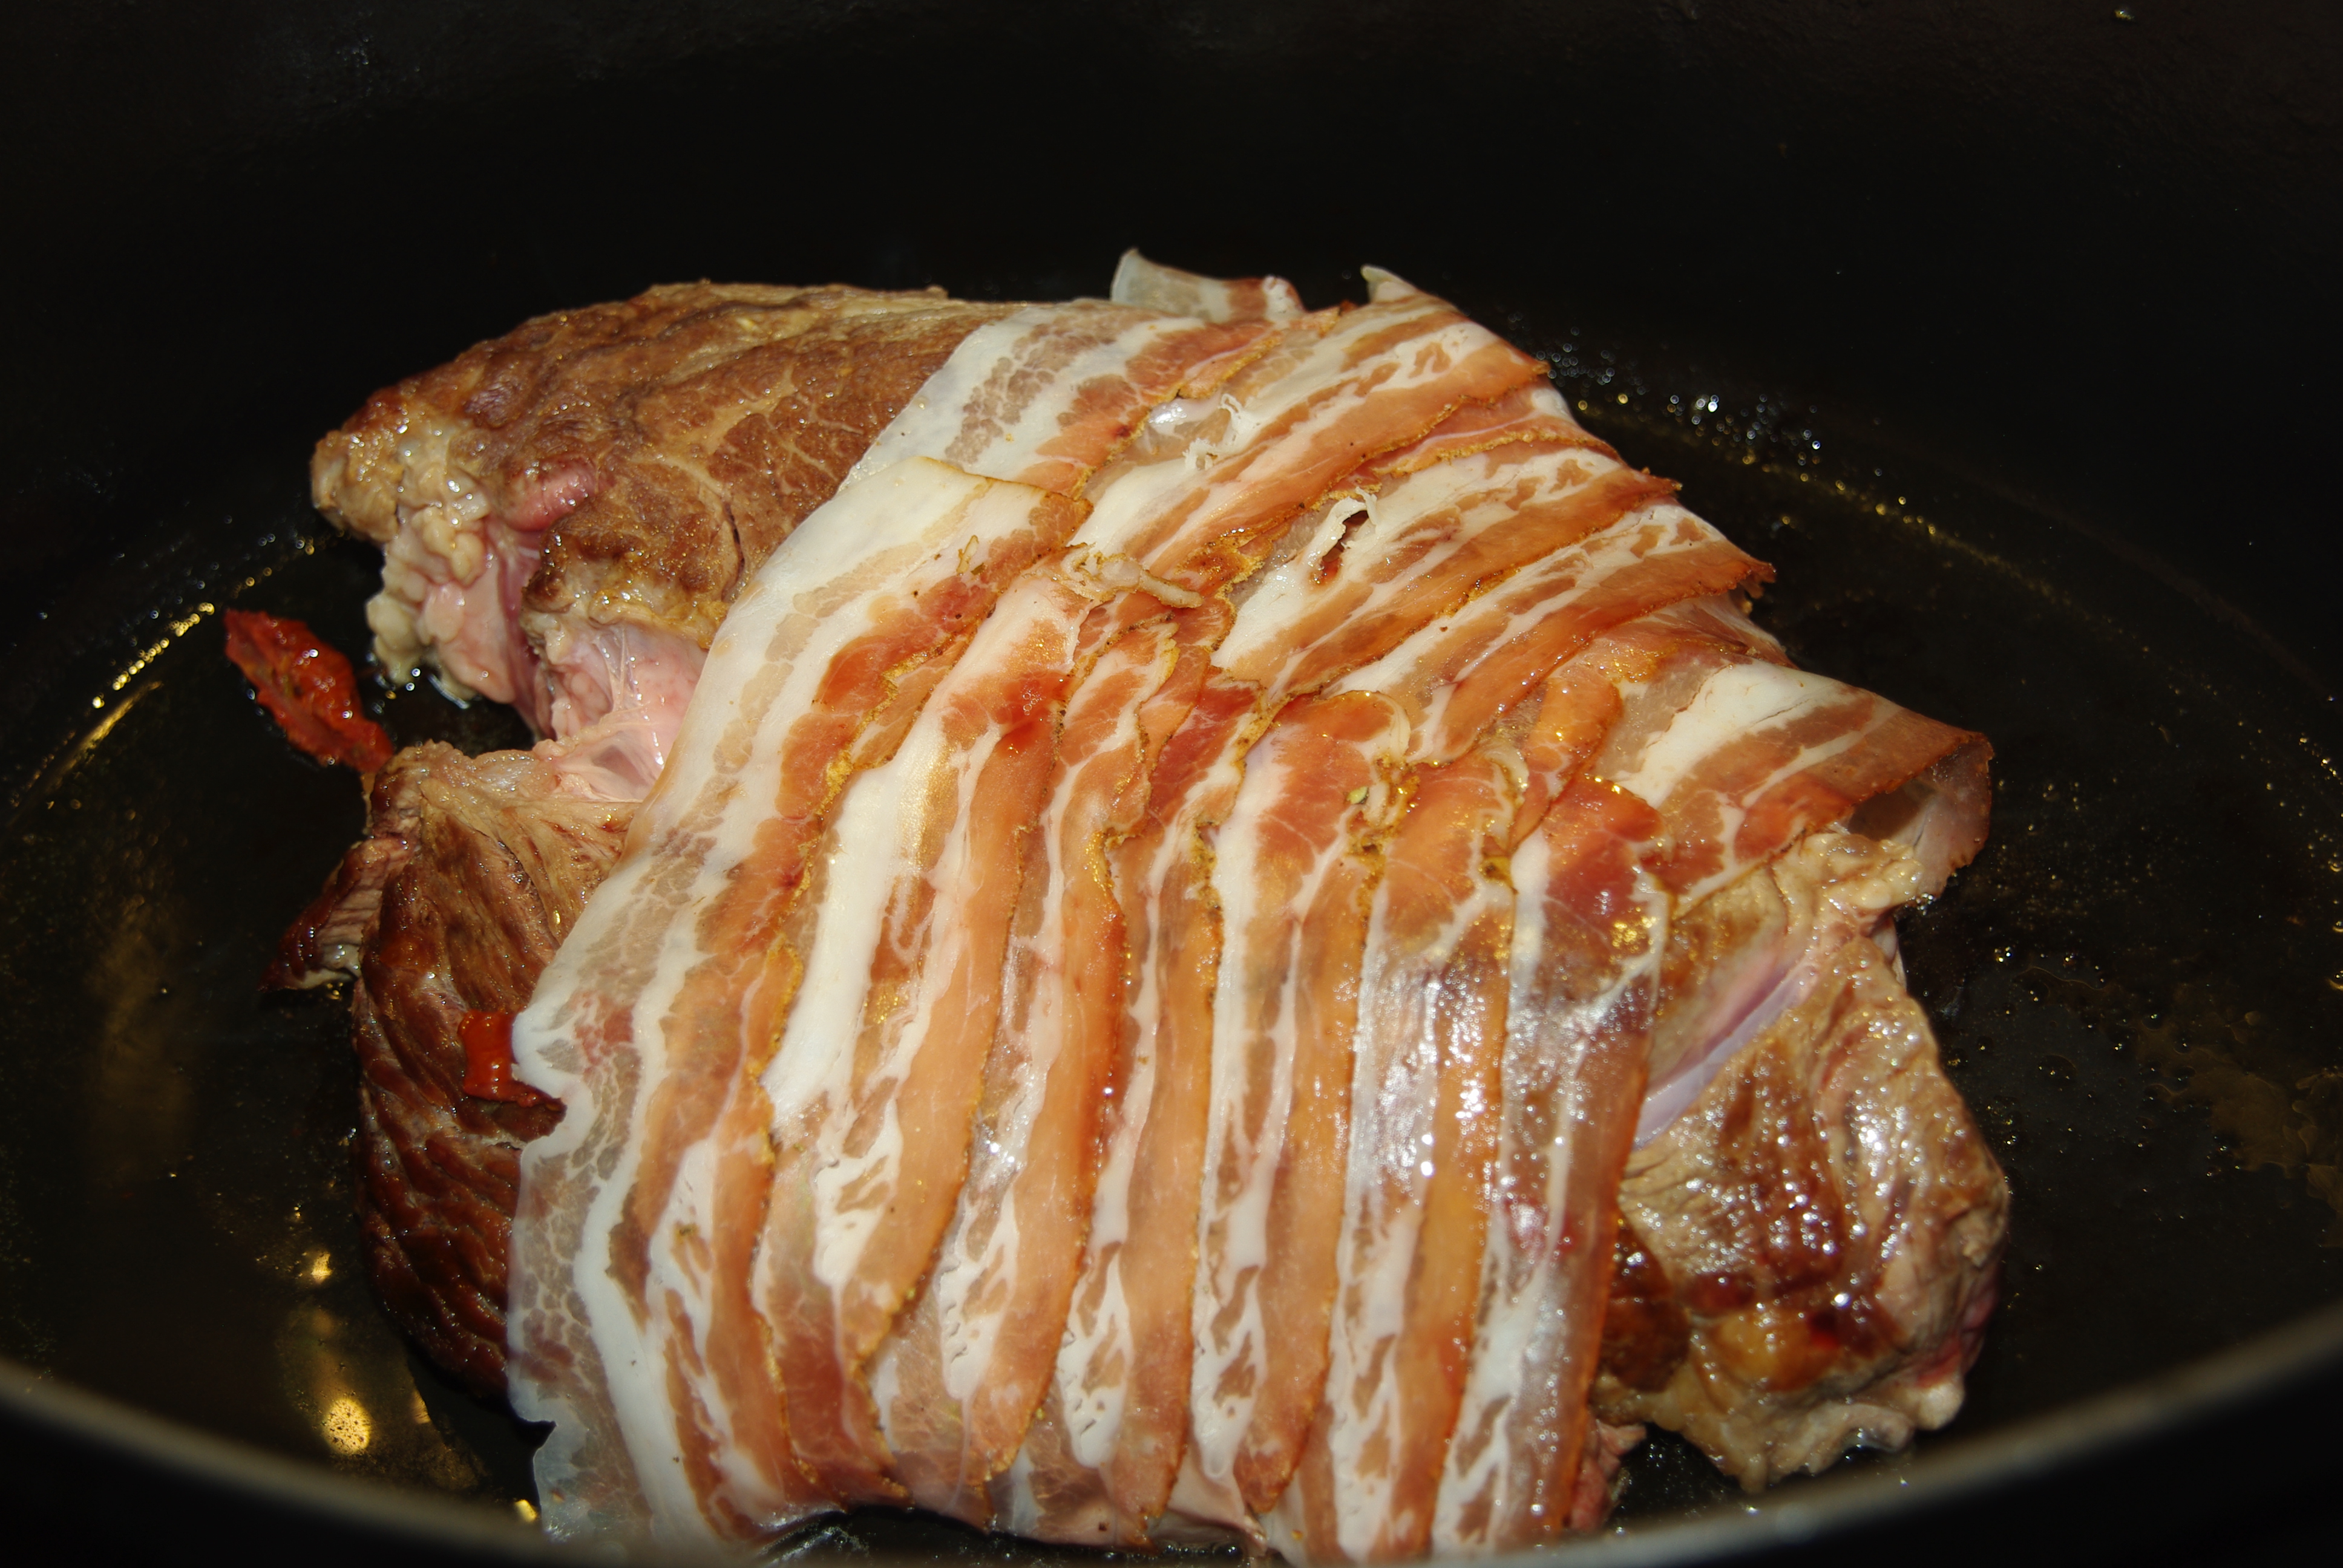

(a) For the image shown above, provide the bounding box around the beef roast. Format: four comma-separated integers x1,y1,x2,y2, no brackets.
270,258,2006,1560
312,283,1018,792
278,745,629,1393
1595,933,2007,1485
287,282,1018,1390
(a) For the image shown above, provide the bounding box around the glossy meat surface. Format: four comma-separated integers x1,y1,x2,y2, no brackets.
312,282,1016,777
275,745,629,1392
286,257,2005,1561
1594,932,2007,1485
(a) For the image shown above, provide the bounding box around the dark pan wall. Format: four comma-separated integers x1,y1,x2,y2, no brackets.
4,1,2338,696
1,4,2338,1563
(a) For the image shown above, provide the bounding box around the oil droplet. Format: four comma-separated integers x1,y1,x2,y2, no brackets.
321,1396,373,1455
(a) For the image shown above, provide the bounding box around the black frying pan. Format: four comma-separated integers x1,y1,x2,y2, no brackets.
2,4,2339,1563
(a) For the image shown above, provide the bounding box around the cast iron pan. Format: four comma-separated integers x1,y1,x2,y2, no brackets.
2,3,2339,1563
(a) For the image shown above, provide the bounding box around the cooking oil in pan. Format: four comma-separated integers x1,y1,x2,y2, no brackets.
1,361,2338,1542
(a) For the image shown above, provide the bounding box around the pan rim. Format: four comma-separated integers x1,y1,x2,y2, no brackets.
10,1296,2342,1562
5,305,2338,1566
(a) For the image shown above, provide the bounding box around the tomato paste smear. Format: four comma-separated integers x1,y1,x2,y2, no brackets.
223,609,394,771
457,1010,554,1106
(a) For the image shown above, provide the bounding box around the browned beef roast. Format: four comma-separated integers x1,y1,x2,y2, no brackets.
1594,936,2007,1487
278,746,629,1393
311,282,1017,730
274,280,2001,1491
277,286,1022,1390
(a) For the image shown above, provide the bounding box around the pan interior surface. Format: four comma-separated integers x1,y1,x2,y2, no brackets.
0,297,2336,1559
2,2,2339,1559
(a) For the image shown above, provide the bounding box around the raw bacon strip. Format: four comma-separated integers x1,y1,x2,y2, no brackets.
998,672,1259,1546
1434,776,1665,1554
1525,596,1786,835
1112,250,1309,324
845,304,1281,494
1506,660,1631,852
754,554,1194,1502
1329,503,1771,762
755,287,1498,1503
1267,741,1522,1562
1604,661,1987,909
1590,650,1989,1140
1190,692,1413,1519
1361,382,1611,480
873,603,1228,1520
510,461,1087,1541
1214,449,1678,702
1106,292,1549,590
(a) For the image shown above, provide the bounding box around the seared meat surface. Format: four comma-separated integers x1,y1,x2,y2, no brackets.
1596,930,2005,1485
273,257,2005,1559
281,745,630,1393
295,284,1023,1377
312,284,1014,789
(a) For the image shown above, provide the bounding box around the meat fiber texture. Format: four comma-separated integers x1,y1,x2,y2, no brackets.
312,282,1020,795
287,281,1032,1390
286,255,2005,1561
273,745,628,1393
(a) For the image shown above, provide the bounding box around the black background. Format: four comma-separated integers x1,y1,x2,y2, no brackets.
2,2,2339,1563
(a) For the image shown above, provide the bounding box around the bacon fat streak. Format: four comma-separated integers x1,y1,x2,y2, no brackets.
295,255,2005,1560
